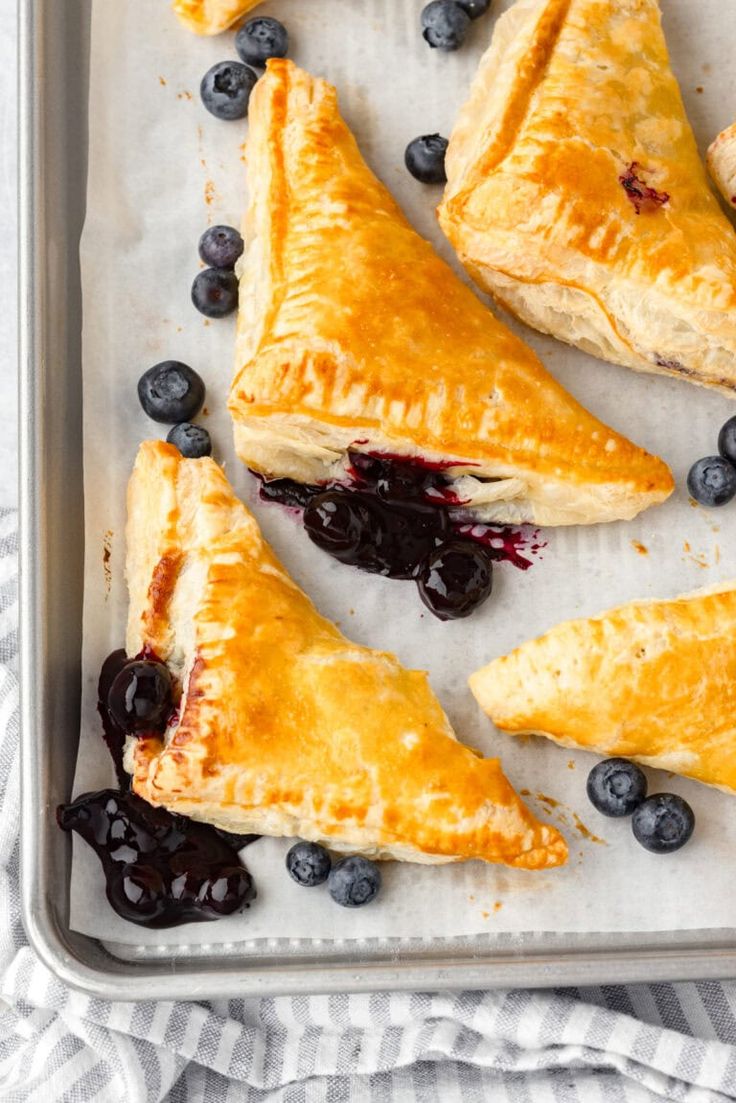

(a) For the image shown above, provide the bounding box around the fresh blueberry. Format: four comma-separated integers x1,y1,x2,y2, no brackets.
416,540,493,620
328,855,381,907
718,415,736,466
192,268,239,318
107,660,173,734
421,1,471,50
455,0,491,16
235,17,289,67
687,455,736,507
632,793,695,854
586,758,647,818
138,361,205,424
200,60,257,120
405,134,448,185
166,423,212,459
198,225,244,271
286,841,332,887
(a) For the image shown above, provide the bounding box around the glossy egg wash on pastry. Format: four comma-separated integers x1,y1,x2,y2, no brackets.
229,60,673,617
470,580,736,795
440,0,736,394
99,442,567,889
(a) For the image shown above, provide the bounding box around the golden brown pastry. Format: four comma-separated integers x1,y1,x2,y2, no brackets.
172,0,259,34
440,0,736,395
470,580,736,793
125,440,567,870
229,59,672,527
707,123,736,211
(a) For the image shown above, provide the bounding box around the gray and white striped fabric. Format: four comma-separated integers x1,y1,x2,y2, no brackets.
1,507,736,1102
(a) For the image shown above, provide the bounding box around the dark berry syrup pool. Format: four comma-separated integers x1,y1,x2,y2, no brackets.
57,649,258,928
257,450,545,621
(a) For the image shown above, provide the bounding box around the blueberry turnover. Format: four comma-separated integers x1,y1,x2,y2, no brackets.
121,441,567,871
471,581,736,795
439,0,736,394
228,61,672,608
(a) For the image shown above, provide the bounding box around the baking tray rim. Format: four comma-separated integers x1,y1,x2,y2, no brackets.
17,0,736,999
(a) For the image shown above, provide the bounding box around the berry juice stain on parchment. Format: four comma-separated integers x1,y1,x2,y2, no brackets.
454,524,546,570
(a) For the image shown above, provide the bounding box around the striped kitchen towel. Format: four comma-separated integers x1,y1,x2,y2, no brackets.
2,507,736,1102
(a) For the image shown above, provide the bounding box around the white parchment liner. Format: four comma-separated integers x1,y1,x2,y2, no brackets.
72,0,736,944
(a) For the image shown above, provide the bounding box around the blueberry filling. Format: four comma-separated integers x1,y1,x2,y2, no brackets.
97,648,134,788
58,789,255,928
259,477,323,510
619,162,669,214
63,650,260,928
304,490,448,580
255,452,543,619
416,539,493,621
107,659,174,734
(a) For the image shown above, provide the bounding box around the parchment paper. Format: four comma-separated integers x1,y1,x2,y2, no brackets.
73,0,736,945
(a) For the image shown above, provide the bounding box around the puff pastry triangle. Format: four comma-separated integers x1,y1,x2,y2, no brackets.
470,580,736,793
440,0,736,394
173,0,261,34
125,441,567,869
229,59,672,527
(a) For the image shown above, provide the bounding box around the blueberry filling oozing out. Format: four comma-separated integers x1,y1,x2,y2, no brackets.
256,452,542,619
619,162,669,214
97,648,134,787
304,491,449,580
107,659,174,734
57,789,256,928
97,646,177,786
416,539,493,621
77,650,260,927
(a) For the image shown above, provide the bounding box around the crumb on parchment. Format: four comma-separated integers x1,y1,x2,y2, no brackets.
102,530,113,596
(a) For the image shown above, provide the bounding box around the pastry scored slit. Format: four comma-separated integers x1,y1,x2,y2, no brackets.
172,0,261,34
125,441,567,870
229,58,673,528
440,0,736,394
470,580,736,795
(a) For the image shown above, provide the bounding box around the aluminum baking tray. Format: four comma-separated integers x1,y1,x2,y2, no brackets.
18,0,736,1000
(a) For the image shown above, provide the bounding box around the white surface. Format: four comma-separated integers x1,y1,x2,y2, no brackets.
0,0,17,507
71,0,736,946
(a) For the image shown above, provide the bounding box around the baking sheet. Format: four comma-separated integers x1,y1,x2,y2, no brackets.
72,0,736,946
